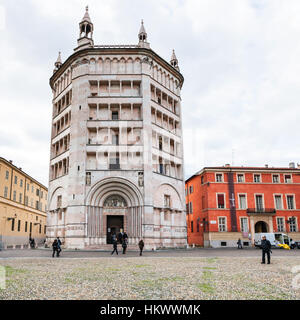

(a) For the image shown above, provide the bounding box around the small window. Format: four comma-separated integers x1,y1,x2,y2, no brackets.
284,175,292,183
274,195,282,210
272,175,279,183
254,174,261,183
19,193,22,203
18,220,21,232
201,176,204,184
4,186,8,198
240,217,249,232
237,174,244,183
289,217,297,232
218,217,226,232
191,221,194,233
243,242,249,247
11,218,15,231
217,194,225,209
221,241,227,247
287,195,295,210
20,179,23,187
216,174,223,182
189,186,193,194
14,176,18,184
25,221,28,233
189,202,193,213
36,189,40,196
5,171,9,180
13,191,16,201
277,217,285,232
112,111,119,120
239,194,247,209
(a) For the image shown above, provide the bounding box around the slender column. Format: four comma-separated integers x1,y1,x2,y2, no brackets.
250,217,255,246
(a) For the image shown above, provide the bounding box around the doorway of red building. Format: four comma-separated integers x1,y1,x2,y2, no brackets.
255,221,269,233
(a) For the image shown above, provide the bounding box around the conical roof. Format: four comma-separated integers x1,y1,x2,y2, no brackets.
55,51,62,68
171,49,177,62
81,6,92,23
139,19,147,35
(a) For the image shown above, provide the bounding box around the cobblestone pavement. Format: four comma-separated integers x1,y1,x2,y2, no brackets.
0,247,300,259
0,249,299,300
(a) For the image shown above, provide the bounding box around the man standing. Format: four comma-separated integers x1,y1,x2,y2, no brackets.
57,237,62,255
138,239,144,256
237,238,243,249
261,236,272,264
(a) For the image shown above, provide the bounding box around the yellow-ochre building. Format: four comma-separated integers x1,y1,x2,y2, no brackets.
0,157,48,249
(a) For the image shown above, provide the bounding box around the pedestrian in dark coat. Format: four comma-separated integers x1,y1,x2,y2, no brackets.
57,237,62,254
122,238,128,254
237,238,243,249
52,239,60,257
111,240,118,255
138,239,144,256
261,236,272,264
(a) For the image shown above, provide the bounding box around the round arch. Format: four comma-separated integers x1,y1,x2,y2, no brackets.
255,221,269,233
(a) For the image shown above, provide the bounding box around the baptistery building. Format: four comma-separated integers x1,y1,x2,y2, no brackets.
46,7,186,249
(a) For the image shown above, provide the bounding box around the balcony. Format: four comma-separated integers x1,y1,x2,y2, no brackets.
246,208,276,215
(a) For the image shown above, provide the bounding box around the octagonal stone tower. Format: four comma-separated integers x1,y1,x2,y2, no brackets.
46,7,187,249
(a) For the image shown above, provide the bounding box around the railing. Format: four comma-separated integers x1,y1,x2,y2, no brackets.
246,208,276,215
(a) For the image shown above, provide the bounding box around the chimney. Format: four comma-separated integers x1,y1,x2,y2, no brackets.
289,162,295,169
265,164,268,168
225,164,230,167
9,160,13,163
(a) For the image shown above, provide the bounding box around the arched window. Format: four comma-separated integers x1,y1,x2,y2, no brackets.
104,195,127,207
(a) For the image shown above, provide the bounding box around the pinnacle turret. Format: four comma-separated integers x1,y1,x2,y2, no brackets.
170,49,179,71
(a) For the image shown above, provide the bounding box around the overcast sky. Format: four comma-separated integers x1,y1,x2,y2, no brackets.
0,0,299,186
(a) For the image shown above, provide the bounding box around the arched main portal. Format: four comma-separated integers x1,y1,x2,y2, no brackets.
104,194,127,244
85,177,143,245
255,221,269,233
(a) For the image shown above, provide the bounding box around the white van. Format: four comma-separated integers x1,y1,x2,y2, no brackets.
255,232,293,248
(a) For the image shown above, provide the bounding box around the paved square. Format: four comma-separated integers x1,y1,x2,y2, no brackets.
0,249,299,300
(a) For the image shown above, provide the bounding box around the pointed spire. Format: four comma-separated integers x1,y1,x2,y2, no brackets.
82,5,91,23
75,6,94,51
138,19,149,48
54,51,62,69
170,49,179,71
139,19,146,35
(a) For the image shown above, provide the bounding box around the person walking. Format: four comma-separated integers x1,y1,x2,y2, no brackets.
261,236,272,264
237,238,243,249
52,239,60,258
57,237,62,255
138,239,144,256
111,239,118,255
122,238,128,254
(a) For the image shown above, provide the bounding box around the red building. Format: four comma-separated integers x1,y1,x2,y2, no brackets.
185,164,300,247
